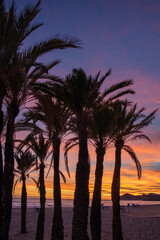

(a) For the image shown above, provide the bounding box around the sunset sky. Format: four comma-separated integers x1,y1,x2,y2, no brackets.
7,0,160,199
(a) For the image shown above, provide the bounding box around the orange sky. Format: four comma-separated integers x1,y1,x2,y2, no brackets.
13,136,160,200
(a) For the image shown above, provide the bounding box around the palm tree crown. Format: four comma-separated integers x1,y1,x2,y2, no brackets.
14,150,36,177
14,149,36,234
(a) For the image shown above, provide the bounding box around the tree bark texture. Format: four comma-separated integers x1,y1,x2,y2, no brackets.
72,114,90,240
51,137,64,240
3,104,18,240
90,146,105,240
0,139,3,240
3,117,15,240
36,163,46,240
0,103,4,240
21,175,27,233
111,141,123,240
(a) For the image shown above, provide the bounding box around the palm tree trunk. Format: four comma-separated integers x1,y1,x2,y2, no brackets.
51,136,64,240
72,114,90,240
3,105,19,240
0,137,3,240
21,175,27,233
0,96,4,240
3,119,15,240
90,145,105,240
111,141,123,240
36,163,46,240
0,114,3,240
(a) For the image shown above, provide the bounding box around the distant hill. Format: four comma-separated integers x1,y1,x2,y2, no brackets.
120,193,160,201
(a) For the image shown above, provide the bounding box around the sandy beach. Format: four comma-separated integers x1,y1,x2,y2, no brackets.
10,205,160,240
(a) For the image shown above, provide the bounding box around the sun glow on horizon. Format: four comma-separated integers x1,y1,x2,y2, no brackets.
13,142,160,200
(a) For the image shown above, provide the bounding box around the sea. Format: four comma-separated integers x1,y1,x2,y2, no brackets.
12,198,160,208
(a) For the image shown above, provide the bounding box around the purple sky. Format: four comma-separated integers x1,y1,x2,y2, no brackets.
10,0,159,139
6,0,160,197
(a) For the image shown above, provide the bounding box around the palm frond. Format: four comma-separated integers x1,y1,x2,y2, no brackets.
16,0,42,42
14,149,36,173
130,134,151,143
103,79,133,97
107,89,135,102
22,35,82,72
28,60,61,83
45,159,53,178
64,137,79,178
30,177,39,189
136,109,158,131
123,145,142,179
59,170,66,183
13,177,20,193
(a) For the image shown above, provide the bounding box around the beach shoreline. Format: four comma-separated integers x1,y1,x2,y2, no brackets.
10,204,160,240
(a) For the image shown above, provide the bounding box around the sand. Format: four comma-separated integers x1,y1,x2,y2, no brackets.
10,205,160,240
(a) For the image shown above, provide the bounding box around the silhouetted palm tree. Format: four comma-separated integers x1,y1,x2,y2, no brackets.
89,104,113,240
111,100,157,240
65,106,112,240
18,132,51,240
1,1,80,237
17,95,69,240
14,150,36,233
89,82,136,240
62,73,135,239
53,68,122,240
34,96,69,240
0,0,41,235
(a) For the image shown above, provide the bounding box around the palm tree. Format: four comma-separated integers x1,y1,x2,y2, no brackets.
18,132,51,240
0,1,28,236
0,0,42,188
89,102,133,240
0,0,43,237
17,96,69,240
61,72,135,239
1,1,81,238
62,69,111,240
64,105,111,240
3,42,80,240
0,1,7,235
111,100,157,240
33,96,70,240
14,150,36,234
53,68,134,240
89,104,113,240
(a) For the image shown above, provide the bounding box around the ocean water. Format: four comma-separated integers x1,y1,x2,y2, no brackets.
12,198,160,208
